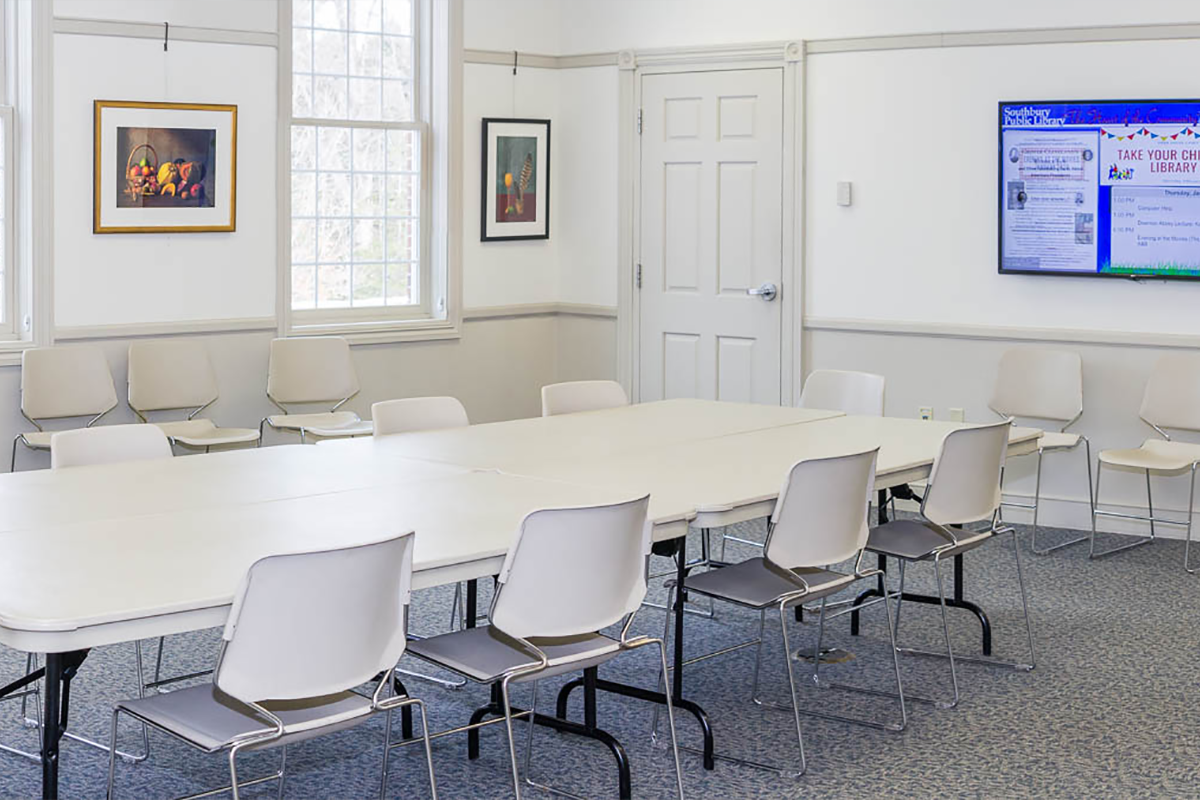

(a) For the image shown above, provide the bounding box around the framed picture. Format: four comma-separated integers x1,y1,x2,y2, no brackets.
481,118,550,241
93,100,237,234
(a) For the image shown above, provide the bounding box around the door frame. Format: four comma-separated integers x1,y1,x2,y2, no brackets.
616,42,804,405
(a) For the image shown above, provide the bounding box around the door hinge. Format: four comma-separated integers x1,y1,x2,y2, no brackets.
636,109,642,135
636,263,642,288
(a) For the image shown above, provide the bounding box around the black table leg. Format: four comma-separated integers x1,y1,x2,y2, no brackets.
465,579,478,629
41,653,61,800
39,650,88,800
468,668,633,798
554,537,715,770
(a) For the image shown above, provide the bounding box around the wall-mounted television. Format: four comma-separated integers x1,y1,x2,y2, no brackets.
999,99,1200,279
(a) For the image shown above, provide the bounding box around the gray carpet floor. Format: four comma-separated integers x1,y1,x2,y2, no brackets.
0,519,1196,799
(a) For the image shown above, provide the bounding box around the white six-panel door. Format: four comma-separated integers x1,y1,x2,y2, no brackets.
638,68,784,404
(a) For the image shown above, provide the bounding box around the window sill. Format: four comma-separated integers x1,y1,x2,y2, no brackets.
0,339,37,367
286,316,462,345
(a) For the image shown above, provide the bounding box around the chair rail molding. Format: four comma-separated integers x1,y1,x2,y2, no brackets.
803,316,1200,350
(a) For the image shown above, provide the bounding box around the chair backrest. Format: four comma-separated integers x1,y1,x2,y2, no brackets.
216,533,414,704
21,346,118,422
266,337,360,406
372,396,469,436
50,424,172,469
128,340,220,414
988,348,1082,423
541,380,629,417
798,370,885,417
490,496,650,640
921,419,1010,526
1139,353,1200,434
765,448,878,569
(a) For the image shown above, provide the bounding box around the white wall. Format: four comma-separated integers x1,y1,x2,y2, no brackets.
550,0,1200,54
805,38,1200,333
53,34,277,328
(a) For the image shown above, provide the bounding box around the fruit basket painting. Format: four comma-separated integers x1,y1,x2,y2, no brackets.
94,100,237,233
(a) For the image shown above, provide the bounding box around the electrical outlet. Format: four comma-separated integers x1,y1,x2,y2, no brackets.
948,407,965,423
918,406,933,421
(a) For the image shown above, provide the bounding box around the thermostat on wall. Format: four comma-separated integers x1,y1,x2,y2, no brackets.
837,181,852,207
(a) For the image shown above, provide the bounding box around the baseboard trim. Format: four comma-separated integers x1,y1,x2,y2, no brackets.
804,316,1200,350
891,489,1197,542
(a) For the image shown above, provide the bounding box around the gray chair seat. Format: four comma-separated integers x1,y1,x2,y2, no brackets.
406,626,622,684
679,557,854,610
116,684,372,753
867,519,992,561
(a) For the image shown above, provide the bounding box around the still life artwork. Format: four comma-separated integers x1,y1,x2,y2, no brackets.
94,100,237,233
481,118,550,241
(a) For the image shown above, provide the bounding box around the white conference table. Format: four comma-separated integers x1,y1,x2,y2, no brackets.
0,399,1039,799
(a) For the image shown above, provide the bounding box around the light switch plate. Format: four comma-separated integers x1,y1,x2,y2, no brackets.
837,181,852,206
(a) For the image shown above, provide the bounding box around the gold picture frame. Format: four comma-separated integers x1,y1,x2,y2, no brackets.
93,100,237,234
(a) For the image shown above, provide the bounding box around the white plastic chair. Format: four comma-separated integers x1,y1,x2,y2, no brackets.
106,534,437,800
1093,353,1200,572
798,369,886,416
261,337,373,443
865,419,1034,709
13,346,118,471
988,348,1092,555
660,448,902,776
540,380,628,417
406,496,685,800
47,423,173,762
372,396,469,436
50,424,172,469
128,340,260,452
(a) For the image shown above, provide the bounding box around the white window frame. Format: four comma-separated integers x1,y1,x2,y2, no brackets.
278,0,461,344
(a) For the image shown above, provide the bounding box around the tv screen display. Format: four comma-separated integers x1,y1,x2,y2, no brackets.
999,99,1200,279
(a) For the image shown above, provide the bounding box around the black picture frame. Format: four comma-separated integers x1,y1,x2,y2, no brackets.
481,117,551,242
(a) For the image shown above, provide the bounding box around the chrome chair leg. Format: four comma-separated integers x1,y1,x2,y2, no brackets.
276,745,287,800
932,556,960,710
498,676,524,800
1011,529,1037,669
42,645,150,764
1090,459,1156,558
1185,464,1198,575
776,602,807,778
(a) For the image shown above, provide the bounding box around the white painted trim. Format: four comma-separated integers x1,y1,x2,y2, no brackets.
53,16,278,48
805,23,1200,55
54,317,279,342
463,303,617,321
615,63,636,398
803,316,1200,350
463,49,617,69
463,23,1200,72
29,0,51,350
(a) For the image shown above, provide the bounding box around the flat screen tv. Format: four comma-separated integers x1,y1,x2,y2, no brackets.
999,99,1200,279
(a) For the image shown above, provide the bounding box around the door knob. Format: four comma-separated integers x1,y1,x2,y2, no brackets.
746,282,778,301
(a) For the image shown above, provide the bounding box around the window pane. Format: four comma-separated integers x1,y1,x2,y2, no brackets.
382,0,411,35
292,171,316,217
292,219,317,264
349,77,382,121
314,0,348,29
317,264,351,306
381,80,413,122
292,126,316,170
386,263,414,305
292,265,317,309
381,36,411,79
350,0,383,31
317,126,351,171
353,263,385,306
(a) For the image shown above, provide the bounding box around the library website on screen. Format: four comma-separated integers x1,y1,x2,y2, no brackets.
1000,101,1200,277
